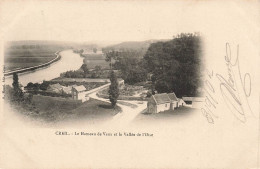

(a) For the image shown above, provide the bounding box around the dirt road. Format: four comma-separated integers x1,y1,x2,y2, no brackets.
88,92,147,127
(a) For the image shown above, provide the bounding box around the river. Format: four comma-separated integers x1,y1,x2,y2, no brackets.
4,50,84,86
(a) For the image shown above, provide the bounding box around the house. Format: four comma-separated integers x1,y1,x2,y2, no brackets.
147,93,178,114
71,85,89,102
47,83,63,93
61,85,77,94
61,86,72,94
182,97,205,108
168,93,178,108
177,98,186,107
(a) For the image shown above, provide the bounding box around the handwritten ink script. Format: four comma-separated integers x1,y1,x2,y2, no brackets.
202,43,253,124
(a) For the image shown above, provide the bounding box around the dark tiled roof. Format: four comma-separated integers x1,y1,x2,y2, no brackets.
152,92,178,104
153,93,171,104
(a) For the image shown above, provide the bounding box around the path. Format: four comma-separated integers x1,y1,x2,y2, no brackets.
88,91,147,127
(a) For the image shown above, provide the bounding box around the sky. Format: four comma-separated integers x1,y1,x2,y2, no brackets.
0,0,205,43
0,0,258,44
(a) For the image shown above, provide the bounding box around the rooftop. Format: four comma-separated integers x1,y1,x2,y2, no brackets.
73,85,86,92
152,92,178,104
168,93,178,101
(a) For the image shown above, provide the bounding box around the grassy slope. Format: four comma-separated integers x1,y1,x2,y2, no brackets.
30,97,121,123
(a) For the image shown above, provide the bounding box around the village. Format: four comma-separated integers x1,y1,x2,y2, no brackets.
24,78,204,114
15,48,204,116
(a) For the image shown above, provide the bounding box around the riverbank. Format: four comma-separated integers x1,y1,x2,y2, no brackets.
4,51,61,76
4,50,84,86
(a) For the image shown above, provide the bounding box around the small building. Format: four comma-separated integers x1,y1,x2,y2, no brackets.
61,85,77,94
71,85,89,102
168,93,178,108
61,86,72,94
47,83,63,93
147,93,178,114
177,98,186,107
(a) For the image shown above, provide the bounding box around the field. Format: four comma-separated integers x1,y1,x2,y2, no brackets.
47,81,108,91
5,57,56,70
83,53,111,69
99,84,146,96
4,43,63,71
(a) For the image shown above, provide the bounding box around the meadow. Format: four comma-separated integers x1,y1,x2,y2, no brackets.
4,42,63,71
83,53,111,69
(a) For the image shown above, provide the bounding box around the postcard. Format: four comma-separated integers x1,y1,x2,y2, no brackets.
0,0,259,168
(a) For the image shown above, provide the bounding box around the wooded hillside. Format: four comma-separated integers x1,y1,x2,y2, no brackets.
144,33,203,97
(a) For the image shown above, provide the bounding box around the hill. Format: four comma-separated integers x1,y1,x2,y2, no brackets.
103,39,170,51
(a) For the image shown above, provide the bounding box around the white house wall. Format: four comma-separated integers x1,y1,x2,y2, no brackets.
178,100,186,107
157,103,170,113
172,101,177,108
78,92,87,102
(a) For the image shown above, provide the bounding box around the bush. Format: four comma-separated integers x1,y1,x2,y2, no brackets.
60,70,85,78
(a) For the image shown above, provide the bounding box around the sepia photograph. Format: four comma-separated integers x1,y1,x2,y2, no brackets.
3,33,203,126
0,0,259,168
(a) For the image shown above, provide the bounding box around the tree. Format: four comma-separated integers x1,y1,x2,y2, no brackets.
93,48,97,53
79,49,84,54
111,50,147,84
81,64,89,77
12,73,23,102
39,81,50,91
92,65,102,78
143,33,202,97
105,50,118,70
108,71,119,108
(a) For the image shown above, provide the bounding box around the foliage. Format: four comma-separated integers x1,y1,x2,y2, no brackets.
60,70,85,78
39,81,50,91
91,65,102,78
146,90,152,98
25,82,40,91
104,49,147,84
101,84,144,96
73,49,84,54
104,50,118,69
143,33,202,97
80,63,89,77
12,73,24,102
108,71,119,108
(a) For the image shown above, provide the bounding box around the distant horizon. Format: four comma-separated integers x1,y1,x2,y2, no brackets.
4,38,172,47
